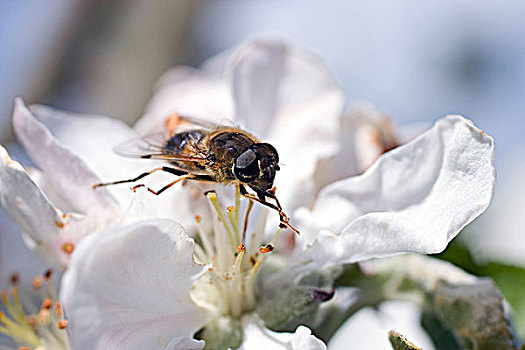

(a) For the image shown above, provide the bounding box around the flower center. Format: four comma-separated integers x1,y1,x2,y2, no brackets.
0,270,71,350
190,186,283,318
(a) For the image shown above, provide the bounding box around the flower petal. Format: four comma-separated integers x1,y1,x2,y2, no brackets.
136,65,233,135
165,336,204,350
60,219,209,350
12,99,121,221
294,115,494,269
239,314,326,350
328,302,435,350
0,146,98,266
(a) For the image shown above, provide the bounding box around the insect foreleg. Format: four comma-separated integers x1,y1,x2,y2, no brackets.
239,185,299,234
132,174,196,196
92,166,187,189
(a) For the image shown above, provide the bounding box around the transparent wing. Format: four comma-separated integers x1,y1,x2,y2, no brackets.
113,132,208,162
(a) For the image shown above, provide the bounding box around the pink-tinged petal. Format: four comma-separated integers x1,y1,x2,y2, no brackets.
240,314,326,350
294,115,494,270
12,99,121,222
60,219,209,350
165,337,204,350
0,146,99,266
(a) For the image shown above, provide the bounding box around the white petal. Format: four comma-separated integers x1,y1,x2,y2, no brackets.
137,66,233,135
295,115,494,269
328,302,435,350
60,219,209,350
239,314,326,350
0,146,97,266
0,207,48,289
165,336,204,350
12,99,121,221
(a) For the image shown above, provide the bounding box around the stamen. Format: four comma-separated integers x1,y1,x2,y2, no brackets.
258,245,274,254
235,184,241,223
236,243,246,253
41,299,52,311
61,242,75,255
207,191,235,252
10,273,19,286
57,320,68,330
43,269,53,281
227,206,240,244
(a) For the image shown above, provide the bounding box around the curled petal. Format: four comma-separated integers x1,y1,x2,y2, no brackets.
60,219,209,350
12,99,121,221
294,115,495,270
0,146,97,266
240,314,326,350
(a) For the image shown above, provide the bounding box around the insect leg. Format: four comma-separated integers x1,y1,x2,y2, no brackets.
132,174,196,196
92,166,187,189
239,185,299,234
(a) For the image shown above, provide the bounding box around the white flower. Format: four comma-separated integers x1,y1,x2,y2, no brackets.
1,40,495,349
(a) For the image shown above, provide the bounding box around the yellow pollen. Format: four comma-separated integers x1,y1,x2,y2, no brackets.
195,215,201,223
61,242,75,255
55,220,65,228
227,206,234,213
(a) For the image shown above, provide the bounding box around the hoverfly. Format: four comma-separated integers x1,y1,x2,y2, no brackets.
93,113,298,233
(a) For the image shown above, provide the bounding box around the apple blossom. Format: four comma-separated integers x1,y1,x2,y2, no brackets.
0,40,495,349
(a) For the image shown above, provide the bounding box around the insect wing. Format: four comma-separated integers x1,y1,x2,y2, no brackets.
113,132,167,158
113,132,208,163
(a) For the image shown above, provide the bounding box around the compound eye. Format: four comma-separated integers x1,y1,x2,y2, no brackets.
234,149,259,183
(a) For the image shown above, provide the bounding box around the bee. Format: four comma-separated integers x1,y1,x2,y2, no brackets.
93,113,298,233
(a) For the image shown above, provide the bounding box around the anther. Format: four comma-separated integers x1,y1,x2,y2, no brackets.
258,244,274,254
236,243,246,253
41,298,53,310
227,206,234,213
44,269,53,281
55,220,65,228
61,242,75,255
195,215,201,224
57,319,69,329
9,272,19,285
205,190,217,199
